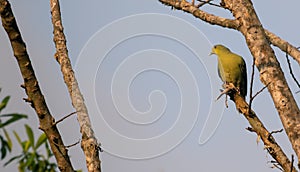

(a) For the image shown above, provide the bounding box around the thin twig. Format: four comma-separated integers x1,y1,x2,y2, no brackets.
268,129,283,141
252,82,271,100
197,0,222,8
248,57,255,111
270,129,284,135
245,127,255,132
273,163,284,171
290,154,294,172
196,0,212,8
285,45,300,91
66,140,80,148
55,111,77,125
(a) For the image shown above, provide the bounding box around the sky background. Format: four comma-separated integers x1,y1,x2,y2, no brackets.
0,0,300,172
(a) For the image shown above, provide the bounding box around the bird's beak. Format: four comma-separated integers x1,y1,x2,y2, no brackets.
209,52,214,56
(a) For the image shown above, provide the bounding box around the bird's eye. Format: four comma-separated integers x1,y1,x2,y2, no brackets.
214,45,217,48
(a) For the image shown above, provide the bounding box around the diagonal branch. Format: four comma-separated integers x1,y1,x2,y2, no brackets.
229,91,297,172
159,0,300,65
49,0,101,171
223,0,300,168
265,30,300,65
159,0,239,29
159,0,300,168
0,0,74,171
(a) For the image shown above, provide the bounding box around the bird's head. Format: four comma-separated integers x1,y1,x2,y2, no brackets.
210,44,231,56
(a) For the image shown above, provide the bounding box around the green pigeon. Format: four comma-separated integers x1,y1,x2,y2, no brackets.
210,44,247,99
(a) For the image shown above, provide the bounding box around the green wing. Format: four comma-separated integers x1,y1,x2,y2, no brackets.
239,58,247,98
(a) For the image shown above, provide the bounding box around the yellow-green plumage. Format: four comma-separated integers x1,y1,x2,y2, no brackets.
211,45,247,99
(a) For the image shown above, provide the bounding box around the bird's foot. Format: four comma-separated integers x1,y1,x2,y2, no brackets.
223,83,240,94
216,88,227,101
216,89,229,108
216,83,239,107
216,83,236,100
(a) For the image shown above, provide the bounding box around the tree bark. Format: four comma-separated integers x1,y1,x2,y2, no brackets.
49,0,102,171
159,0,300,169
159,0,300,65
222,0,300,167
0,0,74,171
232,91,297,172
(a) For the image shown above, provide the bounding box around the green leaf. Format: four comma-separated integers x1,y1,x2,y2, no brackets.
0,113,28,128
13,131,23,147
0,136,8,159
24,154,35,168
0,96,10,112
35,133,47,150
18,161,26,172
4,154,23,166
38,160,46,171
24,140,31,152
25,124,34,149
3,128,12,151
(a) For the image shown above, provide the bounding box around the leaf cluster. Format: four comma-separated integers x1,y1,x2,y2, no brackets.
0,90,57,171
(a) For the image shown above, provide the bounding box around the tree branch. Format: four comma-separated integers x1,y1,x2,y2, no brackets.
158,0,300,65
223,0,300,168
230,92,297,172
265,30,300,65
0,0,74,171
159,0,300,168
49,0,101,171
159,0,239,29
285,46,300,90
248,56,255,110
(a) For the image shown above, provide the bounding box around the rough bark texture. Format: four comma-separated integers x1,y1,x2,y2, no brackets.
264,29,300,65
50,0,101,171
0,0,74,171
230,91,297,172
223,0,300,167
159,0,300,65
159,0,300,169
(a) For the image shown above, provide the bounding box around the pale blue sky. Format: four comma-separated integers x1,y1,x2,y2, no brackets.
0,1,299,172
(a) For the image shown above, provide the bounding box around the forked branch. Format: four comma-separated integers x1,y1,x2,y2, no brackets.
159,0,300,65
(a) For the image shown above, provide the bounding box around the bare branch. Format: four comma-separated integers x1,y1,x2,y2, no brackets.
223,0,300,167
55,111,77,125
266,30,300,65
66,140,80,148
252,82,271,100
268,129,283,141
271,162,283,171
158,0,300,170
231,93,297,172
291,155,295,172
0,0,74,171
248,57,255,111
158,0,300,65
285,45,300,90
196,0,216,8
159,0,239,29
49,0,101,171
